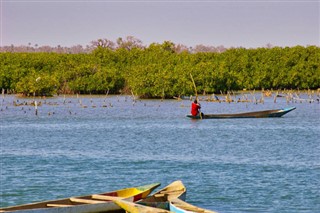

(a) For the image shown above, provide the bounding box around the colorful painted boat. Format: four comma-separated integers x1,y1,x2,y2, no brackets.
115,199,173,213
169,198,218,213
187,107,296,119
138,180,187,209
0,183,160,213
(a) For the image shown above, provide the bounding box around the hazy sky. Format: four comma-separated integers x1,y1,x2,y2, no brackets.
1,0,319,48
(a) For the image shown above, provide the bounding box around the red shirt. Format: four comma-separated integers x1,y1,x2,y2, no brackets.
191,102,201,116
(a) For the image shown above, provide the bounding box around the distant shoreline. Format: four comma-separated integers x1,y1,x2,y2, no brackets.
4,89,319,102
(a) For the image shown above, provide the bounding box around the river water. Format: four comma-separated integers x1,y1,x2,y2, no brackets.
0,94,319,213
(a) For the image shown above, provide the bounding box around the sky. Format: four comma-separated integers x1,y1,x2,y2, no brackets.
1,0,319,48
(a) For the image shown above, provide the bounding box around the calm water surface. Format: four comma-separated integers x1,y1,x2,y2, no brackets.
1,94,319,213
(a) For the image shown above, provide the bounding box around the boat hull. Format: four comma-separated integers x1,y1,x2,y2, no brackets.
137,180,187,210
169,198,218,213
0,183,160,213
115,199,172,213
187,107,296,119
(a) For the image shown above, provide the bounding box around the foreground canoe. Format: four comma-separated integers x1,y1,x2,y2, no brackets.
0,183,160,213
187,107,296,119
169,198,218,213
138,180,187,209
141,180,187,202
115,199,173,213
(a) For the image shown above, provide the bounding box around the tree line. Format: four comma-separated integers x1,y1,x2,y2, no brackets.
0,36,226,54
1,41,319,98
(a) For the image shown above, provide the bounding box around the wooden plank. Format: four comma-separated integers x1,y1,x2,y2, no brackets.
69,198,106,204
154,193,165,197
160,190,185,194
91,194,123,201
47,204,74,207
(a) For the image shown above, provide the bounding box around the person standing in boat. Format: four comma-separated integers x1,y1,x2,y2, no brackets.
191,99,204,117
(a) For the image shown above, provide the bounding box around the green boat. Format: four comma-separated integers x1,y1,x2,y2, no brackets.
187,107,296,119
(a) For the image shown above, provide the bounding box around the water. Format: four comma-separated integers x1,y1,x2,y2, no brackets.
1,94,319,213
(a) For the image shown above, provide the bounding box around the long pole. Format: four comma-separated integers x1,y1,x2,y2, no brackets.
190,73,202,119
190,73,198,100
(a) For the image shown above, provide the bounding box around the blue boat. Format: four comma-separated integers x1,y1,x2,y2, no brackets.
169,198,218,213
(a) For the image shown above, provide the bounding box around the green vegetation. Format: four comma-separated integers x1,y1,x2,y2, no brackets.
1,43,319,98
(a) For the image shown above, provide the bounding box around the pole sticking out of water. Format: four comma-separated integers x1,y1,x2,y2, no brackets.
131,90,136,104
1,88,4,110
260,92,264,104
35,101,38,116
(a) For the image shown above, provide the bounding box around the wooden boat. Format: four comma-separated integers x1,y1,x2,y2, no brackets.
141,180,186,202
115,199,173,213
187,107,296,119
169,198,218,213
138,180,187,209
0,183,160,213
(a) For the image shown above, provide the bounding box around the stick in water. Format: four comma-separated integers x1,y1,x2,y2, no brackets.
190,73,202,119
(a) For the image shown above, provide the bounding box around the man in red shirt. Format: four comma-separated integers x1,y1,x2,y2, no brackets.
191,99,202,116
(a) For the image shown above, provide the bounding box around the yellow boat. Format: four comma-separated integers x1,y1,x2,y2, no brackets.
0,183,160,213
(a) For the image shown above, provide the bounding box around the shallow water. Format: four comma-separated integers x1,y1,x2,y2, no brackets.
1,94,319,212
